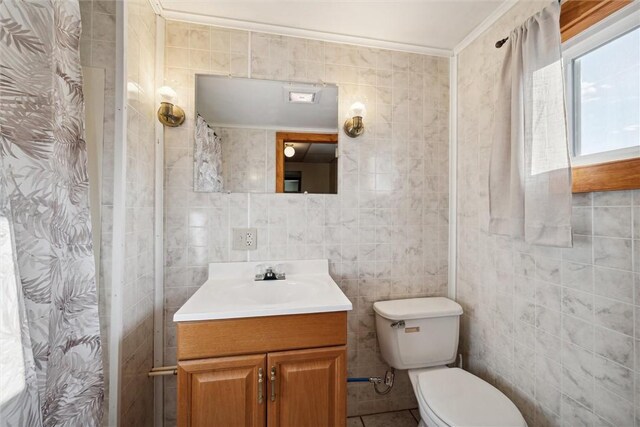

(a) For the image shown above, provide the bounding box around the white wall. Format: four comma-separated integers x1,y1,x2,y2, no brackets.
79,2,117,422
456,1,640,425
119,0,158,424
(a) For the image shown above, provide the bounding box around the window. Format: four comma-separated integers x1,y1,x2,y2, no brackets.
563,7,640,167
0,212,27,405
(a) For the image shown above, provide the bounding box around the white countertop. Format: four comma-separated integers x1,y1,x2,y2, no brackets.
173,259,353,322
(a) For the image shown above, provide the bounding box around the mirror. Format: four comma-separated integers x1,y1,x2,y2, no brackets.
194,75,339,194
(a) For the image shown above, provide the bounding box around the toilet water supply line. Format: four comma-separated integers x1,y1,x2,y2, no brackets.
347,368,396,395
345,353,463,395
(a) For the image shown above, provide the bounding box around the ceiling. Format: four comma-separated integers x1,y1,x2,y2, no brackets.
196,75,338,131
158,0,509,53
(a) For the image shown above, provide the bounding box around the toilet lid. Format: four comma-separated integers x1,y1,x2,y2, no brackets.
417,368,526,427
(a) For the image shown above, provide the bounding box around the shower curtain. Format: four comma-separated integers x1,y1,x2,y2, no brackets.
0,1,104,425
194,114,224,192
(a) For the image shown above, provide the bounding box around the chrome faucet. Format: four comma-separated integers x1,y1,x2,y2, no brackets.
255,265,286,281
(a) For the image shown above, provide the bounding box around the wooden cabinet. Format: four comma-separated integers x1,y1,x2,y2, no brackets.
178,354,266,427
177,312,347,427
267,347,346,427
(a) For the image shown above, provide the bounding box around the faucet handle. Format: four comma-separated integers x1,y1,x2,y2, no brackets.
275,264,286,280
255,264,265,280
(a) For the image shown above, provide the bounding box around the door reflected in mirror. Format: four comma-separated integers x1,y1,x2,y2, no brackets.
276,132,338,194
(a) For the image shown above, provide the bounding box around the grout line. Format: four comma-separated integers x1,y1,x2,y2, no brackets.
589,193,596,420
359,409,419,422
631,192,636,424
409,408,420,422
247,31,252,78
247,192,251,262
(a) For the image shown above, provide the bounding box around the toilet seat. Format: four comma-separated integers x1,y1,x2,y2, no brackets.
414,368,527,427
419,399,449,427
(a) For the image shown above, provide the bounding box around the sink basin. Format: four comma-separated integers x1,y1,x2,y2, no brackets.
215,279,323,306
173,259,353,322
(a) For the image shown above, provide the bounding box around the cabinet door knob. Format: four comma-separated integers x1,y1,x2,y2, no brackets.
270,366,277,402
258,368,264,404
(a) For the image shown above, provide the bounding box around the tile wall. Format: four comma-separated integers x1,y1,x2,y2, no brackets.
119,0,157,424
219,127,276,193
456,1,640,425
162,21,450,424
79,0,116,422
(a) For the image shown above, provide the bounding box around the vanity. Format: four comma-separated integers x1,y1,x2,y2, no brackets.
173,259,353,427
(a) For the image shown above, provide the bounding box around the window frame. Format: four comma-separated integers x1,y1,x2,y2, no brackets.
557,0,640,193
562,6,640,167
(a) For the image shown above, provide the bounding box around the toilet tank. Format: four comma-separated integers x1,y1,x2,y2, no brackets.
373,297,463,370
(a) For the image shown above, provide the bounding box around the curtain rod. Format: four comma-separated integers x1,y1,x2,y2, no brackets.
495,0,561,48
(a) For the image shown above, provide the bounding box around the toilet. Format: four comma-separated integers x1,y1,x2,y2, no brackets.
373,297,527,427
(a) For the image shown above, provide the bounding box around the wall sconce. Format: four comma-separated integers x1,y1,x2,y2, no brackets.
157,86,185,127
343,102,366,138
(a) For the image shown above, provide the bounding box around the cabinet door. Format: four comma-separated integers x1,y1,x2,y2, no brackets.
267,346,346,427
178,354,266,427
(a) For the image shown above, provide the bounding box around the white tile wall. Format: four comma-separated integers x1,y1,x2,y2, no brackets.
219,127,275,193
162,21,450,424
79,0,117,422
119,0,157,425
456,1,640,425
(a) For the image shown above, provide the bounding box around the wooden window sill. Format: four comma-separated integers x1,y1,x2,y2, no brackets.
572,157,640,193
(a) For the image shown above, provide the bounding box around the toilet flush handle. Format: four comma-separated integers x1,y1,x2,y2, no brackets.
390,320,405,328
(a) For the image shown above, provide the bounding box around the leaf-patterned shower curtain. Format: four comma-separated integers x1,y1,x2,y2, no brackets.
194,114,224,192
0,1,104,426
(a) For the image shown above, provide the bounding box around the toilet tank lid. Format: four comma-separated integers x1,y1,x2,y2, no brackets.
373,297,463,321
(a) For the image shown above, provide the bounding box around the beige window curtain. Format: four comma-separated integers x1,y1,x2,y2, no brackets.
489,0,573,248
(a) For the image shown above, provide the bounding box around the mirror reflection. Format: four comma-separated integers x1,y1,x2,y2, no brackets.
276,132,338,194
194,75,339,194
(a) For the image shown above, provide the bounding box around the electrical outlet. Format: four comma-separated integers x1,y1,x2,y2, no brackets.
232,228,258,250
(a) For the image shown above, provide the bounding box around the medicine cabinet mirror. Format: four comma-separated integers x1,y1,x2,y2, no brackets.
194,75,339,194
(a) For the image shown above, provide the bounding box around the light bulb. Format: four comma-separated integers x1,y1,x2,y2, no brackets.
348,101,366,118
158,86,177,103
284,145,295,157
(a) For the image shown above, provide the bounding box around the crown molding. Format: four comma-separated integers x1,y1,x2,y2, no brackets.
159,9,453,57
453,0,519,55
147,0,163,16
151,0,523,58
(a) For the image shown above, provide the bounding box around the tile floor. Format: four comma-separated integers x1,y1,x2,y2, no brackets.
348,409,421,427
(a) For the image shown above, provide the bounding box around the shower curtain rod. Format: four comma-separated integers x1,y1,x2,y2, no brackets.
495,0,561,48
